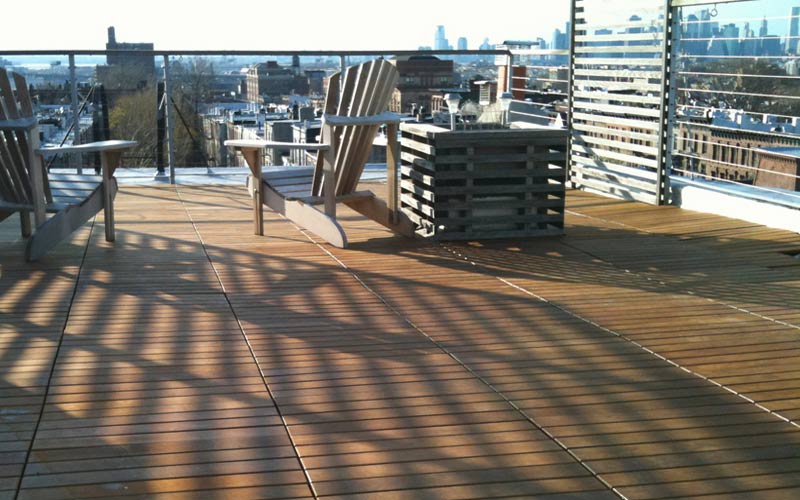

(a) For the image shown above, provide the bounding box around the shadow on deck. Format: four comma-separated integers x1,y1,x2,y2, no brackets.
1,182,799,500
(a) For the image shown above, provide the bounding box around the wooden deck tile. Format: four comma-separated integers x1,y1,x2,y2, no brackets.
306,183,800,500
3,187,314,500
3,182,799,499
171,186,608,499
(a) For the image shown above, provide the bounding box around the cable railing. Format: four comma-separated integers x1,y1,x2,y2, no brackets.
0,48,512,182
671,0,800,204
504,47,570,127
3,4,797,223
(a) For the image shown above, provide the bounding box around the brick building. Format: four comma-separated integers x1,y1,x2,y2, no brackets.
676,120,800,190
245,62,310,104
754,148,800,191
387,56,454,114
95,26,155,90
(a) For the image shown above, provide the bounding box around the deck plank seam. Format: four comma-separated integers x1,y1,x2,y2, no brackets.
290,223,627,500
565,209,800,332
684,290,800,332
565,209,648,233
491,274,800,432
13,215,98,500
174,186,319,500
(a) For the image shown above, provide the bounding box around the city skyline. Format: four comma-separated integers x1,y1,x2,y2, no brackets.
2,0,569,51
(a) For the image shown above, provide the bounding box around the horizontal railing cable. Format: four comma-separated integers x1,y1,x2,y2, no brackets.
672,167,800,201
680,54,800,60
676,87,800,101
673,151,800,182
677,71,800,81
680,14,798,26
677,105,800,122
677,135,800,157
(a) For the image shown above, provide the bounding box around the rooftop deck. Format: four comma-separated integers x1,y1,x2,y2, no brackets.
2,180,800,499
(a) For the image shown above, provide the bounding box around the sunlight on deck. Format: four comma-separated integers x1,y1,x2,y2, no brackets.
2,182,800,499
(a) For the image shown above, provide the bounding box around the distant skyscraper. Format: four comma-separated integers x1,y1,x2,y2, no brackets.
762,36,783,56
536,37,548,50
740,23,758,57
708,23,740,57
479,38,493,51
551,28,563,50
685,14,700,39
435,25,449,51
457,37,468,51
551,22,570,51
684,14,705,56
699,9,714,40
789,7,800,55
759,17,769,56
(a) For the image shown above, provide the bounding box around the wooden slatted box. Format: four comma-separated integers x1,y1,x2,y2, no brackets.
400,123,568,240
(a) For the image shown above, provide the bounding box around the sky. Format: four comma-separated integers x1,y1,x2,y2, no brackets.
587,0,797,35
3,0,570,52
4,0,796,54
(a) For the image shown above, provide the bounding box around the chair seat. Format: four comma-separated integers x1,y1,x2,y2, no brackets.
262,167,315,200
0,173,103,213
228,59,413,248
48,173,103,210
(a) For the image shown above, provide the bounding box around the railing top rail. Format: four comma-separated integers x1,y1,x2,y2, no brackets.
0,49,512,57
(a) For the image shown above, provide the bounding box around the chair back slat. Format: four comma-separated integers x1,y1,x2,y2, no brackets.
311,72,341,194
338,64,359,116
340,60,398,194
13,73,35,118
0,72,20,201
327,63,361,192
311,59,398,197
333,62,373,194
0,68,34,204
0,138,19,201
0,68,21,119
14,72,51,202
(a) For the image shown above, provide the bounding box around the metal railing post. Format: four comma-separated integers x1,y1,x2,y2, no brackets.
656,0,677,205
506,52,513,95
69,54,82,174
163,55,176,184
567,0,578,188
156,81,166,176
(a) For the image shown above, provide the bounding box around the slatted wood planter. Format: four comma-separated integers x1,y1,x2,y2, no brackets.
400,123,568,240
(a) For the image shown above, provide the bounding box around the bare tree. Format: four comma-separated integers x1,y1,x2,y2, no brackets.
108,58,215,168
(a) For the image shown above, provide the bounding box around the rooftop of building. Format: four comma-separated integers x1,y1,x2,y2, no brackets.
758,146,800,159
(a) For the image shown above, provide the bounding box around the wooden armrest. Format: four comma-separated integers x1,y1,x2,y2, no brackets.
324,111,404,127
37,140,137,156
0,117,38,131
225,139,331,152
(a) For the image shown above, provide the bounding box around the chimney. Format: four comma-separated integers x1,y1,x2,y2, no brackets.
107,26,117,45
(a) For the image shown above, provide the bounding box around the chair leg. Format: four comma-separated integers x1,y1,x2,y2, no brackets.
20,211,32,238
101,152,118,242
103,191,115,242
252,175,264,236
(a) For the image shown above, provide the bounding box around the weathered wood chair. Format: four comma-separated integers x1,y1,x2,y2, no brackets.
0,68,136,261
226,59,415,248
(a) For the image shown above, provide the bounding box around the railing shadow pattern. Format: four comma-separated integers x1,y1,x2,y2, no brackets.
0,183,798,499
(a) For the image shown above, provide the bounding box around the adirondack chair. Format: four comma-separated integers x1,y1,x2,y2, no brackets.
225,59,415,248
0,68,136,261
